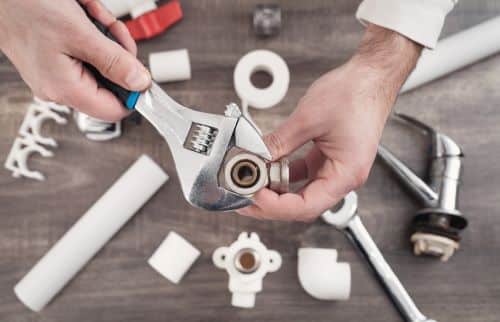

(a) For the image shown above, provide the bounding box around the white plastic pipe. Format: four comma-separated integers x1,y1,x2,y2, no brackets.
14,155,168,312
149,49,192,83
401,16,500,93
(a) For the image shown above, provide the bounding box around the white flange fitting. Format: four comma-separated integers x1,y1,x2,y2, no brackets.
297,248,351,301
149,49,191,83
213,232,282,308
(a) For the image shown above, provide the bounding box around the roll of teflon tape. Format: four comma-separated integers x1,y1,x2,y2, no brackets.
234,50,290,110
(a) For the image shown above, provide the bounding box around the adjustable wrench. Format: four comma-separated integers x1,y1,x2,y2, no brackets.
81,9,274,211
322,192,437,322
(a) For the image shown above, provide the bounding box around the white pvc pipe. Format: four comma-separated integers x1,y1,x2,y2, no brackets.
401,16,500,93
14,155,168,312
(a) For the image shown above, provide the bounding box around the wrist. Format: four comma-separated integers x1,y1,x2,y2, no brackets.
351,23,422,87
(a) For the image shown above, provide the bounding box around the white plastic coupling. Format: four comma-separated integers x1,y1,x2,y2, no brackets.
213,232,281,308
297,248,351,301
148,231,201,284
100,0,158,18
149,49,191,83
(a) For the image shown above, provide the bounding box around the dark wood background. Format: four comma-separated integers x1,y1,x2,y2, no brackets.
1,1,499,321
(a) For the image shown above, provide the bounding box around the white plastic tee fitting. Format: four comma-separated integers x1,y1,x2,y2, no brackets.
297,248,351,301
212,232,281,308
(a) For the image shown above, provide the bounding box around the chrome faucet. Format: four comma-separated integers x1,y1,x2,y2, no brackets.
377,114,468,261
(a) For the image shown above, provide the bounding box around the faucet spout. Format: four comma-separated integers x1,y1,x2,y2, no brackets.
377,145,438,207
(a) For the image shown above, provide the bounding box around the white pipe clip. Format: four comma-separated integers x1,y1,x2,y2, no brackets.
73,111,122,141
213,232,281,308
19,100,69,147
4,136,54,181
297,248,351,301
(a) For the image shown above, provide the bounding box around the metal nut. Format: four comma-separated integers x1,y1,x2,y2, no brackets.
268,158,289,194
253,4,281,37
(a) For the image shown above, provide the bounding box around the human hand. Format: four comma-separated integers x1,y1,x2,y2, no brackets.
239,24,422,221
0,0,151,121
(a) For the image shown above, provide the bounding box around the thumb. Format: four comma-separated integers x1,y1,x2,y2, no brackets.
73,29,150,91
264,109,319,160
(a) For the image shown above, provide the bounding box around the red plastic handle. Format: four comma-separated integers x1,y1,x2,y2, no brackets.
126,0,183,41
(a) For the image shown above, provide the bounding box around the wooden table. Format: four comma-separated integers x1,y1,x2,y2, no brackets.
1,1,499,321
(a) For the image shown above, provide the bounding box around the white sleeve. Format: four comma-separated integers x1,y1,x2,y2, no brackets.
356,0,458,49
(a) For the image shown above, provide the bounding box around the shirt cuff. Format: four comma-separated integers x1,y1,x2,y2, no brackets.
356,0,457,49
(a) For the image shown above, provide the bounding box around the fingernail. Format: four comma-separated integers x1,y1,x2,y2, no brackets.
125,65,151,90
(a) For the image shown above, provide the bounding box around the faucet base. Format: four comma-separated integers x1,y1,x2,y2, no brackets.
411,210,468,261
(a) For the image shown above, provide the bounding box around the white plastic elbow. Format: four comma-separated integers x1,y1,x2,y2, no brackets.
297,248,351,301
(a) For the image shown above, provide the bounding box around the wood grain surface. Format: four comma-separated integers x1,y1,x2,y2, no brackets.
1,1,499,321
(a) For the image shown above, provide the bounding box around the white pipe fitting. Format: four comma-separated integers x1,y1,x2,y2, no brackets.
213,232,281,308
149,49,191,83
148,232,201,284
14,155,168,311
297,248,351,301
100,0,158,18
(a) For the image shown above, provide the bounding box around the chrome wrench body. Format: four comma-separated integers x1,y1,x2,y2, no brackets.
322,192,437,322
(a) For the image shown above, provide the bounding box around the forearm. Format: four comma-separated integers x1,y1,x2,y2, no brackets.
349,24,423,114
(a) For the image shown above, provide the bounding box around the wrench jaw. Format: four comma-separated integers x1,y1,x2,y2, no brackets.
135,87,266,211
172,108,258,211
321,192,358,228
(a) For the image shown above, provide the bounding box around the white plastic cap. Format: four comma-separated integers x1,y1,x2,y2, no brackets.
148,232,201,284
149,49,191,83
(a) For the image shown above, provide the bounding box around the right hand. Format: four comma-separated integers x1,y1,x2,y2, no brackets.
0,0,151,121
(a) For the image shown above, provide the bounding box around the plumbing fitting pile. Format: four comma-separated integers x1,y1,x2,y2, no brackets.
8,2,500,321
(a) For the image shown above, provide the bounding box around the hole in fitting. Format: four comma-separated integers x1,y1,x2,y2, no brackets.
235,249,260,274
231,160,260,188
251,70,273,89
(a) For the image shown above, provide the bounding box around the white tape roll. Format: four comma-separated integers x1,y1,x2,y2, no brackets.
234,50,290,110
148,232,201,284
149,49,191,83
14,155,168,312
